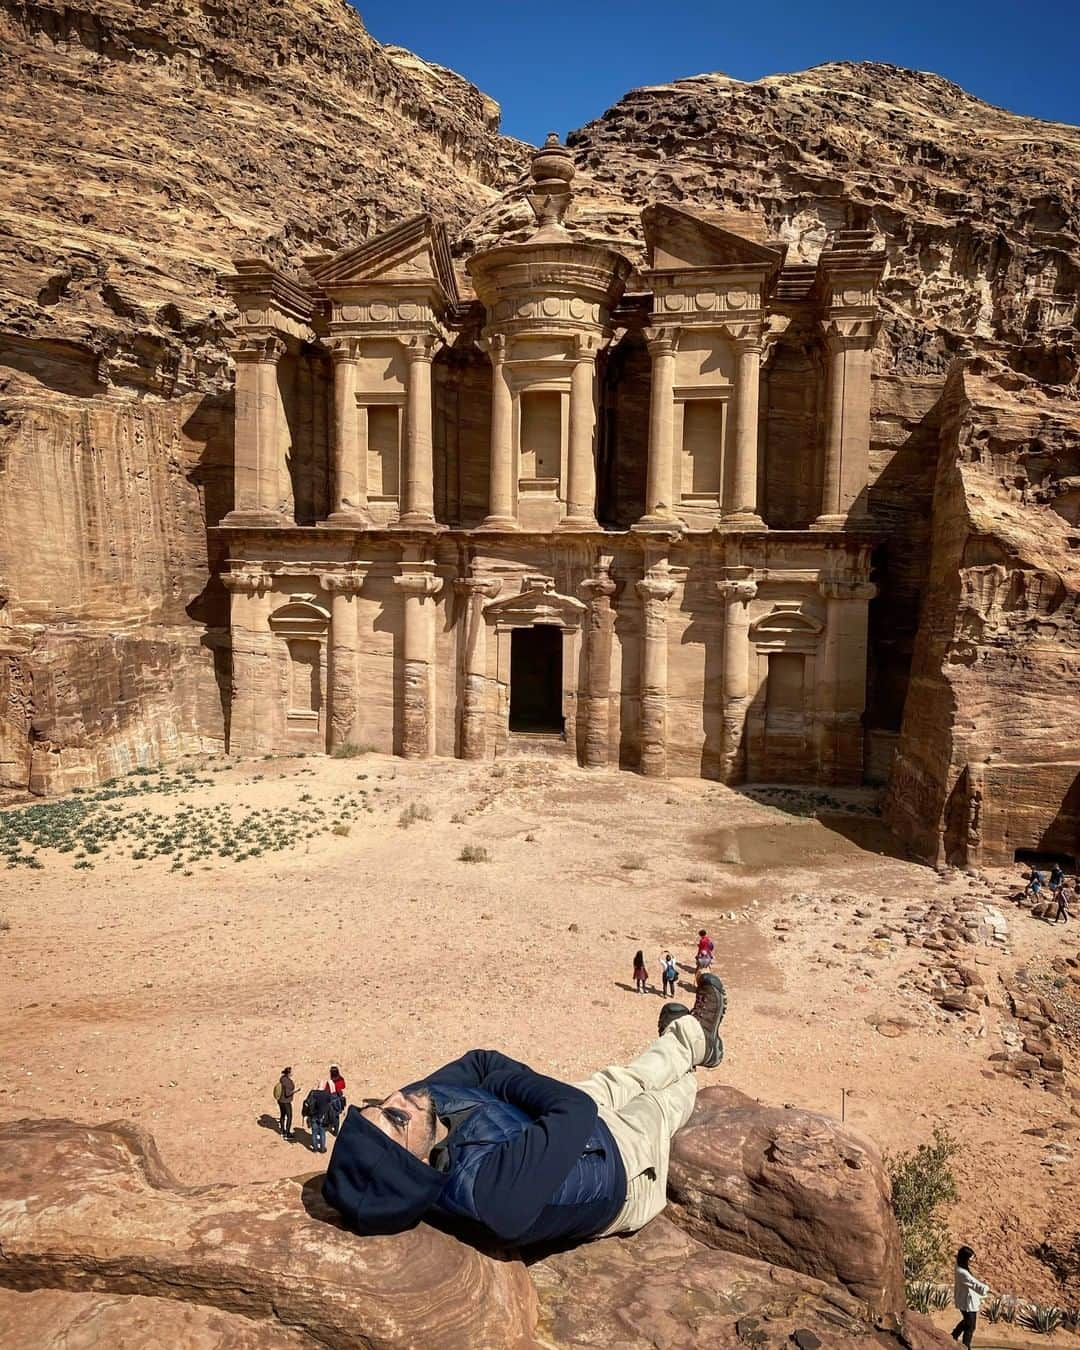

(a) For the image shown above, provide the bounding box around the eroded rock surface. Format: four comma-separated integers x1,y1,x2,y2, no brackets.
0,1118,538,1349
665,1085,905,1315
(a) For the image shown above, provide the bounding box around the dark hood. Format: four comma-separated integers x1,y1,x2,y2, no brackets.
322,1105,447,1235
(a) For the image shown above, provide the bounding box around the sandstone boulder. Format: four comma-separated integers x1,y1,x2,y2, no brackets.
666,1086,904,1314
532,1215,949,1349
0,1119,537,1350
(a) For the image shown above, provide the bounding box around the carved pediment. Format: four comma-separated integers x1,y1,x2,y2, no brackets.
643,203,784,274
483,586,586,628
750,606,823,645
268,599,330,636
305,214,460,305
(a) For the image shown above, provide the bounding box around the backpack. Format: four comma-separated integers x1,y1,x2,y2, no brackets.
273,1080,283,1103
665,962,677,983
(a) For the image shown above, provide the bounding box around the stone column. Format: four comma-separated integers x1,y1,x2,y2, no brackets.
223,570,272,754
560,340,599,529
322,571,364,751
635,564,677,777
454,575,502,760
227,336,288,525
327,339,369,524
717,572,758,782
393,564,444,758
725,327,765,528
479,335,518,530
579,563,617,768
814,320,876,528
398,335,438,528
634,328,683,532
817,578,875,782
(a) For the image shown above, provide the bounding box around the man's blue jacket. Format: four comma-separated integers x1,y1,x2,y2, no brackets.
322,1049,627,1247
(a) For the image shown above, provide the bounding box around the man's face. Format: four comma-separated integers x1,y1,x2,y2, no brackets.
360,1088,437,1160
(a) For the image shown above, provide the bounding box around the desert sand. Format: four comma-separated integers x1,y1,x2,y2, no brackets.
1,753,1077,1309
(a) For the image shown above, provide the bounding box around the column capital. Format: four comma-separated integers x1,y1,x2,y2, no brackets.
222,568,272,595
717,577,758,604
636,572,676,604
327,336,363,363
454,575,503,600
232,334,287,364
403,332,440,364
821,316,878,348
819,577,877,602
643,326,677,358
572,332,602,362
580,571,617,602
395,568,444,599
479,332,508,364
320,570,365,596
720,321,764,353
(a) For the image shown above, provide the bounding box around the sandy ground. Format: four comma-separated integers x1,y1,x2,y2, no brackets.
1,752,1078,1312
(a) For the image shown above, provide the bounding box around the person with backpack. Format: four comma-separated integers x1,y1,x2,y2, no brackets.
951,1245,990,1347
303,1086,336,1153
1050,861,1065,894
322,1066,347,1135
274,1067,296,1140
661,952,678,998
632,950,649,994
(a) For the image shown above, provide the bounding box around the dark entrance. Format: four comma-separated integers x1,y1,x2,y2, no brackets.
509,625,564,733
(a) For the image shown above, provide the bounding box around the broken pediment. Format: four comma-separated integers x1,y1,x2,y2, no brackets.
642,203,785,275
305,214,460,304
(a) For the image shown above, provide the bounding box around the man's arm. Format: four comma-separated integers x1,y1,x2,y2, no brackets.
465,1065,599,1243
405,1048,531,1094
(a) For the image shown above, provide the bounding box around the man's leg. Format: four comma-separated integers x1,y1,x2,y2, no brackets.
576,1016,707,1237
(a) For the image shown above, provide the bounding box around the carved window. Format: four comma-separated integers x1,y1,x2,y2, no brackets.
288,639,321,716
765,652,805,731
367,405,400,499
519,390,561,482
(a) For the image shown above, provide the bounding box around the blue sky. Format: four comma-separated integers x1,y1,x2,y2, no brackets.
354,0,1079,145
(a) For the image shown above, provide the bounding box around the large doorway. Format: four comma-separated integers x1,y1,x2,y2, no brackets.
510,625,564,733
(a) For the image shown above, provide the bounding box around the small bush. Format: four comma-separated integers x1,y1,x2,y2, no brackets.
398,802,433,829
885,1127,960,1282
332,823,351,837
450,813,465,824
620,855,646,871
1021,1303,1063,1334
685,870,708,883
331,742,366,759
459,845,489,863
0,917,10,932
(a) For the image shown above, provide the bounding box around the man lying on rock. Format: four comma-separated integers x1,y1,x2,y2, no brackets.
323,976,725,1247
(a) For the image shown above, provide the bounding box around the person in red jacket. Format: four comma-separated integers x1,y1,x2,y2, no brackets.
322,1065,346,1135
695,929,715,977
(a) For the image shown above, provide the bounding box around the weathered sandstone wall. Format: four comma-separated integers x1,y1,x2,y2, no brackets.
0,0,524,792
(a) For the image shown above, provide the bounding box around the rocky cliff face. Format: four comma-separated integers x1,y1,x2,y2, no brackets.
0,0,524,792
465,63,1080,858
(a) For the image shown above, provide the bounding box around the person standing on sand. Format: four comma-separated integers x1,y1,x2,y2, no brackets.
695,929,714,977
1049,861,1065,895
275,1067,297,1140
633,950,649,994
1054,883,1072,924
951,1245,989,1347
1024,868,1045,900
661,952,678,998
322,1066,347,1135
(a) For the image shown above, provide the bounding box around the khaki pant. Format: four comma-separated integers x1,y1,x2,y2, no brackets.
574,1016,704,1235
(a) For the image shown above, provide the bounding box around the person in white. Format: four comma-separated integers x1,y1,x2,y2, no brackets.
952,1244,990,1347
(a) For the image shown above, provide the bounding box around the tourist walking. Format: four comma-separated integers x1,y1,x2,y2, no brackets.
1054,884,1072,924
303,1086,336,1153
951,1245,989,1348
695,929,715,977
633,950,649,994
274,1066,297,1140
1024,868,1045,900
661,952,678,998
322,1065,347,1135
1050,861,1065,894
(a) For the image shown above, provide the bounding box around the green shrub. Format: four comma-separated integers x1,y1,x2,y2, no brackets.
331,742,364,759
1021,1303,1063,1334
620,855,646,871
332,823,350,837
399,802,433,828
459,845,489,863
885,1127,960,1282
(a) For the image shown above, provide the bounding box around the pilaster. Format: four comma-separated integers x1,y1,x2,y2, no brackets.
321,571,365,750
478,334,519,530
635,562,677,776
224,336,290,526
816,577,876,782
223,569,274,754
579,561,618,768
397,333,440,529
634,328,683,533
720,324,766,530
326,338,371,526
393,562,444,757
557,335,600,530
716,570,758,782
454,574,503,760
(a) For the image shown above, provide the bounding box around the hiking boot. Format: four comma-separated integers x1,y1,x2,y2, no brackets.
658,1002,690,1038
691,974,727,1068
